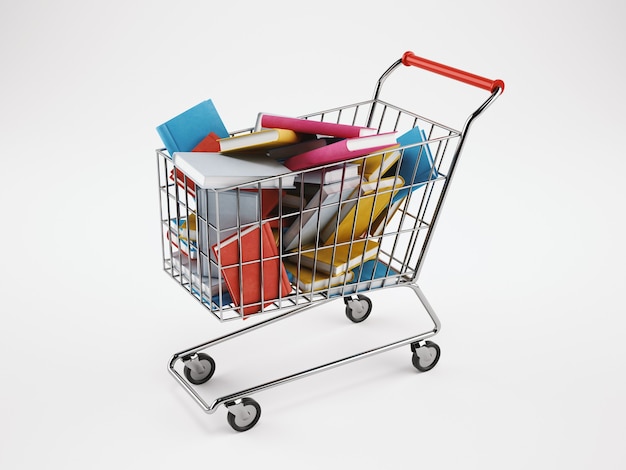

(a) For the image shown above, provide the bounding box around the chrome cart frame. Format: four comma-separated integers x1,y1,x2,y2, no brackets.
157,51,504,431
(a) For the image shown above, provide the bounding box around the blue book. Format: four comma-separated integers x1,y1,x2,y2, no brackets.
156,99,229,158
331,259,400,296
349,259,399,286
392,126,438,205
370,126,438,236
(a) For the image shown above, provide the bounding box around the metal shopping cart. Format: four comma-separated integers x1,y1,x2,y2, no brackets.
156,51,504,431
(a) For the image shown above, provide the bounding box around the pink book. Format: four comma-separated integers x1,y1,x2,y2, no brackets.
256,113,378,138
283,132,398,172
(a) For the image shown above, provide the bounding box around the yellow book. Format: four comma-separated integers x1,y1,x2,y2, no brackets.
360,145,401,183
297,239,380,276
172,213,197,241
320,175,404,245
369,195,406,236
283,261,354,293
218,128,301,154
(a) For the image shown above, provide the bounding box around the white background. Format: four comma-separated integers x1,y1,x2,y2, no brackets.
1,0,625,468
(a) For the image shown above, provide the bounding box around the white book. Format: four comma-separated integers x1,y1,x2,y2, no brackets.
168,190,263,274
197,189,261,274
173,152,295,189
295,163,360,185
168,251,226,298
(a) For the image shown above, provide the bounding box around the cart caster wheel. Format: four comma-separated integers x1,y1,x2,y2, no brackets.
344,294,372,323
226,398,261,432
411,341,441,372
183,353,216,385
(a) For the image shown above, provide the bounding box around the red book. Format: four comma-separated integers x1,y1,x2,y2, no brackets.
170,168,197,195
283,132,398,172
256,113,378,138
192,131,221,152
212,222,292,316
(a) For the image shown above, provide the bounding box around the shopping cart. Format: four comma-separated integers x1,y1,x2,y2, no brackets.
157,51,504,431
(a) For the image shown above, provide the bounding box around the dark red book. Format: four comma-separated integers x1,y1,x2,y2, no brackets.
192,131,221,152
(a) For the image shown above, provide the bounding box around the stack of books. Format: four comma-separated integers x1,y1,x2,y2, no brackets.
158,99,438,316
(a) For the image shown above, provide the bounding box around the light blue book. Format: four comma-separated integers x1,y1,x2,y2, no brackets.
156,99,229,158
349,259,399,286
392,126,438,205
370,126,439,236
331,259,400,296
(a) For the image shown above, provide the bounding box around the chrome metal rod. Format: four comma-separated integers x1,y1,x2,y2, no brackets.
168,366,213,413
169,283,440,414
210,329,437,411
170,297,334,362
413,87,503,280
209,330,435,409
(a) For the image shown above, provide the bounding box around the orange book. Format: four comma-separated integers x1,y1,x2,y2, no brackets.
212,222,292,316
192,131,221,152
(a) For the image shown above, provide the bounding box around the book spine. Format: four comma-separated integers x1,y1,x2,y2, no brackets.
283,140,350,171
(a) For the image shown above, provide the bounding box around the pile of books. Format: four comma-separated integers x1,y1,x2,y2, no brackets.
158,99,438,316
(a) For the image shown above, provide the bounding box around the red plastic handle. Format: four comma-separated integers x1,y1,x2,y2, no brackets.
402,51,505,93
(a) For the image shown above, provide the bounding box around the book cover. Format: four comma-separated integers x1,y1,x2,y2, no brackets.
368,127,438,236
170,167,197,196
156,100,229,158
255,113,378,138
168,250,227,298
192,131,221,152
167,215,199,258
360,145,401,183
368,198,405,237
333,259,400,296
196,189,262,275
167,228,198,259
240,188,285,220
212,222,292,316
282,174,361,252
173,152,295,189
297,239,380,276
283,261,354,293
320,175,404,245
218,128,301,154
283,132,398,172
348,259,400,288
389,127,438,205
171,214,197,242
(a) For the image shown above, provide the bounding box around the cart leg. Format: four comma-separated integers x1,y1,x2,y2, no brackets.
406,284,442,334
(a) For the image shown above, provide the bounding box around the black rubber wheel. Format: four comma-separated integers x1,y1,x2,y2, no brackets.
227,398,262,432
411,341,441,372
344,294,373,323
183,353,216,385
